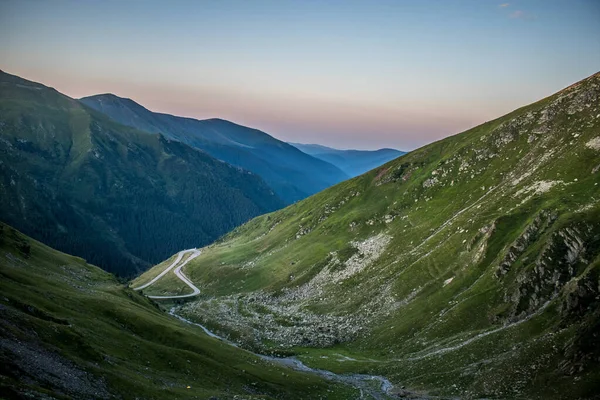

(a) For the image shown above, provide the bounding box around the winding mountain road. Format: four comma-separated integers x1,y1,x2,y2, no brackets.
132,248,202,299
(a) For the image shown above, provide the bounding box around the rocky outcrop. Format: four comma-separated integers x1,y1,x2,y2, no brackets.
179,233,395,351
495,210,557,277
560,269,600,320
586,137,600,151
504,222,594,321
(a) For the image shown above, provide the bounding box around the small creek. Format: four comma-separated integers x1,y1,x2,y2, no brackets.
169,308,400,399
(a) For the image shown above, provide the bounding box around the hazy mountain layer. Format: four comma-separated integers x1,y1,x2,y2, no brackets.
80,94,349,203
291,142,405,177
0,71,283,276
140,72,600,398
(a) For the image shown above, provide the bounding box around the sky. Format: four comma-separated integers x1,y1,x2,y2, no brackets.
1,1,599,150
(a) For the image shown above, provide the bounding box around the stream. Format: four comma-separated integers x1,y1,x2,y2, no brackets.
169,308,401,399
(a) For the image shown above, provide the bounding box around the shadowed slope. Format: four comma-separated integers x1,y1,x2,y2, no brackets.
0,71,284,275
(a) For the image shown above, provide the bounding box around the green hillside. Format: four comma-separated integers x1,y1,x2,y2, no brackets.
0,70,284,276
139,72,600,398
0,222,360,399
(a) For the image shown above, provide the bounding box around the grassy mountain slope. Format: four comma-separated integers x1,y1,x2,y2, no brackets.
0,70,284,276
139,72,600,398
0,222,358,399
80,94,349,203
290,143,405,177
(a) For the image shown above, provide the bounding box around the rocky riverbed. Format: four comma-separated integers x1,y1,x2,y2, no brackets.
169,308,433,400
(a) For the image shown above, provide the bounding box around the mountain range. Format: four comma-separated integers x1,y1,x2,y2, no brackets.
0,70,283,275
80,94,350,204
0,71,403,277
290,143,405,177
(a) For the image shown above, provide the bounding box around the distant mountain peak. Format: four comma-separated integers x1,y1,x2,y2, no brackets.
291,142,405,177
82,93,151,110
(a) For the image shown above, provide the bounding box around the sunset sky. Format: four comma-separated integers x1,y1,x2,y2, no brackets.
1,0,599,150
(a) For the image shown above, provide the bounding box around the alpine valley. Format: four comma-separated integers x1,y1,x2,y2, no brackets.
136,71,600,399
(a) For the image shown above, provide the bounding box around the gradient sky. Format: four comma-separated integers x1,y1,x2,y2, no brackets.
1,0,599,150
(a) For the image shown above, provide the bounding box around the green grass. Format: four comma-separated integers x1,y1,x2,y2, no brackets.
130,252,180,288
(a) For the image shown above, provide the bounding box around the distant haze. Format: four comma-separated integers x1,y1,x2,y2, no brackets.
1,0,599,150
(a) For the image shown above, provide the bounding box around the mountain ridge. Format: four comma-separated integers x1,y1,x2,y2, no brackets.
0,70,284,276
80,93,349,203
290,142,405,177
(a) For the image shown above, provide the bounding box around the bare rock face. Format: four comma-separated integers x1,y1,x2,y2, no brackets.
503,222,594,321
422,177,438,188
495,210,557,277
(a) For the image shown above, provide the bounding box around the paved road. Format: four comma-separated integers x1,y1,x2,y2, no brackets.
132,248,202,299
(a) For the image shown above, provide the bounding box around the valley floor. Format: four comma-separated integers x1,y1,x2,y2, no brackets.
131,245,407,399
